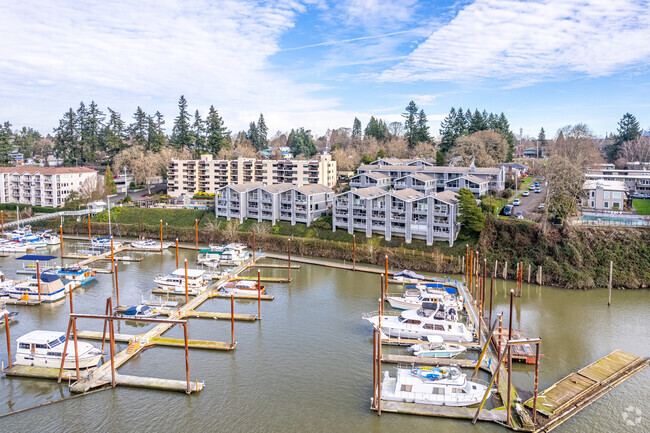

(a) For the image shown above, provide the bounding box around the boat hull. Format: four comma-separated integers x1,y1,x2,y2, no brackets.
16,353,102,370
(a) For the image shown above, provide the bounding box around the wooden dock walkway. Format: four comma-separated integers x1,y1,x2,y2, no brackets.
525,349,649,432
381,336,480,349
76,330,238,349
493,328,537,364
381,354,491,371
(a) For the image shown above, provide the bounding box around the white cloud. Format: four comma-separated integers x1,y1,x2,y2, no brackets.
379,0,650,84
0,0,340,133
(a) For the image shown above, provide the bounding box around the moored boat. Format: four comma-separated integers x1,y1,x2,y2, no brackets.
2,273,77,302
407,335,467,358
0,302,18,325
220,280,265,294
218,245,250,266
381,366,490,406
153,268,209,295
131,239,173,250
15,330,103,369
121,305,157,318
91,237,123,249
387,286,463,311
53,265,97,286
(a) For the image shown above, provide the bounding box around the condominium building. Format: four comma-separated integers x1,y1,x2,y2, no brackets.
168,154,337,197
444,175,490,198
586,168,650,196
357,161,505,193
332,187,460,246
582,180,628,211
216,182,333,227
0,166,97,207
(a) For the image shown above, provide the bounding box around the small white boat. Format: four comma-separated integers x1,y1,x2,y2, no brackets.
153,268,209,295
197,248,223,266
381,366,490,406
53,265,97,286
131,239,172,250
407,335,467,358
36,230,60,245
122,305,157,318
91,237,123,249
220,280,265,294
3,273,77,302
387,287,463,311
363,305,473,343
6,228,31,241
0,243,30,253
15,330,103,369
218,245,250,266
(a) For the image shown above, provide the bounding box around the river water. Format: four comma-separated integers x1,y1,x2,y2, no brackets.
0,242,648,432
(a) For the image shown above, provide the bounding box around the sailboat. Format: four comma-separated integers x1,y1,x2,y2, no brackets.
91,198,122,248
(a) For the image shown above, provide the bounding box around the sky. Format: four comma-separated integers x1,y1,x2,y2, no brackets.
0,0,649,139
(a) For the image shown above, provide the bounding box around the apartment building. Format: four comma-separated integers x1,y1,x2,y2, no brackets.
168,154,337,197
357,161,505,193
332,187,460,246
216,182,333,227
0,166,97,207
349,172,391,189
444,175,490,198
586,168,650,196
393,173,437,195
582,180,628,211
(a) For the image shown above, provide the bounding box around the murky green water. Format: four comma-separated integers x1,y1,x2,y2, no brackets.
0,242,648,432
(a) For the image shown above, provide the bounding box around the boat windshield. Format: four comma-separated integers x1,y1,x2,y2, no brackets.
48,335,66,348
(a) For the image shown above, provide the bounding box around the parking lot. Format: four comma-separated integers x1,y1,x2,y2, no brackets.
508,181,546,220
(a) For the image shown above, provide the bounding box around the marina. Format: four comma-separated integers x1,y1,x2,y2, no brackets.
0,238,648,433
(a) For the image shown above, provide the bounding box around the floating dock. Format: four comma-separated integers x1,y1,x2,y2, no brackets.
381,354,491,372
493,328,537,364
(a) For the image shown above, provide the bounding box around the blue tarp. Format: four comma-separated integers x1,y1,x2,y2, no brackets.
31,273,59,283
17,255,58,261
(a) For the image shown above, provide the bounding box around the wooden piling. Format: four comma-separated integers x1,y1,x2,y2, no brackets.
110,236,115,275
538,265,542,285
184,259,189,303
57,319,73,383
503,261,508,280
195,219,198,251
109,316,116,387
384,255,388,302
533,340,540,424
114,259,120,307
377,299,382,416
507,289,514,427
497,314,502,385
481,259,486,317
60,225,64,264
465,245,469,282
36,261,42,303
352,235,356,271
288,238,291,281
469,250,473,292
608,260,613,306
257,270,261,319
379,275,384,315
4,313,11,369
252,230,255,263
101,297,112,352
72,317,80,383
87,214,91,241
489,270,494,325
528,264,531,284
183,322,190,394
230,294,235,348
372,328,377,408
176,239,179,269
160,220,163,252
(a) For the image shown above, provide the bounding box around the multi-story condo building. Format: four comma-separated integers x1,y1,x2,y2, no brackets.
582,180,628,211
586,168,650,196
349,172,391,189
0,166,97,207
356,161,505,193
332,187,460,246
216,182,333,227
393,173,437,195
168,154,337,197
444,175,490,198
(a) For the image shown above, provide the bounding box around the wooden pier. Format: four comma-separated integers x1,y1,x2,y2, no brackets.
379,400,507,422
381,354,491,371
525,349,649,432
493,328,537,364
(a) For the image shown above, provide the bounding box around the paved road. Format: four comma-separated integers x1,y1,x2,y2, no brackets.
108,182,167,204
510,181,547,221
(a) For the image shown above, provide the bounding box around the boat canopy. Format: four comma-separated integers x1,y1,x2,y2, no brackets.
16,255,58,261
171,268,205,278
33,273,59,283
394,270,424,280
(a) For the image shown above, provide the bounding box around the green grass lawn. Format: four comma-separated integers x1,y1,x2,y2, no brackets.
633,199,650,215
92,207,207,227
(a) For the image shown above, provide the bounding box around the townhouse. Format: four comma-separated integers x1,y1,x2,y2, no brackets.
0,166,97,207
582,180,628,211
168,154,337,197
585,168,650,196
332,187,460,246
216,182,333,227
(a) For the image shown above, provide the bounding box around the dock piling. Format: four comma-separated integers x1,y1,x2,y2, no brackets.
257,270,261,319
101,297,113,352
60,225,64,264
507,289,514,427
230,294,235,348
4,312,11,369
110,236,115,275
503,261,507,280
88,214,91,241
352,235,356,271
528,264,531,284
138,216,141,238
252,230,255,263
489,269,494,325
72,317,80,383
183,322,190,394
57,318,73,383
109,316,116,387
184,259,189,303
384,255,388,302
36,261,41,303
1,210,3,234
608,260,613,306
160,220,163,252
533,340,540,424
288,238,291,281
195,219,198,251
176,239,179,268
114,259,120,307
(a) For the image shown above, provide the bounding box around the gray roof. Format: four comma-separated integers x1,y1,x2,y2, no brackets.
396,172,436,182
433,190,459,204
445,174,488,184
345,186,388,198
292,184,333,195
220,182,264,192
389,188,425,201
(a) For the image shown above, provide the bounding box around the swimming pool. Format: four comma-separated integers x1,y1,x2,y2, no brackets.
579,215,649,226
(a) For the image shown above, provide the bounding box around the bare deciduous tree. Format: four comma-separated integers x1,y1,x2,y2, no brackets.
78,174,109,204
551,124,602,169
251,221,271,234
224,219,240,241
619,136,650,164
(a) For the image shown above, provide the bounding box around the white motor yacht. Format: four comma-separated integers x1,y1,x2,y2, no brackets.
218,246,250,266
407,335,468,358
15,330,103,369
363,304,473,343
131,239,172,250
153,268,209,295
91,237,123,249
381,366,490,406
3,273,77,302
220,280,265,294
387,287,463,311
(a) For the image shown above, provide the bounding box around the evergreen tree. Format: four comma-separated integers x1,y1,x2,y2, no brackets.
81,101,104,163
456,188,485,233
205,105,230,155
287,127,317,157
364,116,389,141
192,110,205,151
171,95,191,150
416,109,430,143
439,107,458,153
494,113,515,161
129,106,149,147
0,121,13,163
104,108,126,158
257,114,268,150
403,101,419,148
352,117,362,139
13,127,41,159
538,127,547,144
104,166,117,194
436,150,445,166
246,122,259,150
469,109,487,134
53,108,79,166
610,113,641,160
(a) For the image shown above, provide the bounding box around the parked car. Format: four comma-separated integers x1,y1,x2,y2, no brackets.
534,182,539,187
515,211,524,219
529,185,535,191
513,198,521,206
522,191,530,197
535,187,541,193
503,204,514,216
537,203,545,209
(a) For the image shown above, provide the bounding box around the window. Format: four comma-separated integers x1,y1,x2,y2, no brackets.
591,191,595,198
604,202,609,208
604,191,610,199
400,385,413,392
434,324,445,331
591,201,595,207
613,192,621,199
19,343,30,349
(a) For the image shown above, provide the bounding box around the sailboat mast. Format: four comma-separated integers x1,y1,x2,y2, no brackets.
107,197,112,238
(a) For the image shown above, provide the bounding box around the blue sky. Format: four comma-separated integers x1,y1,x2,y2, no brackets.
0,0,649,139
